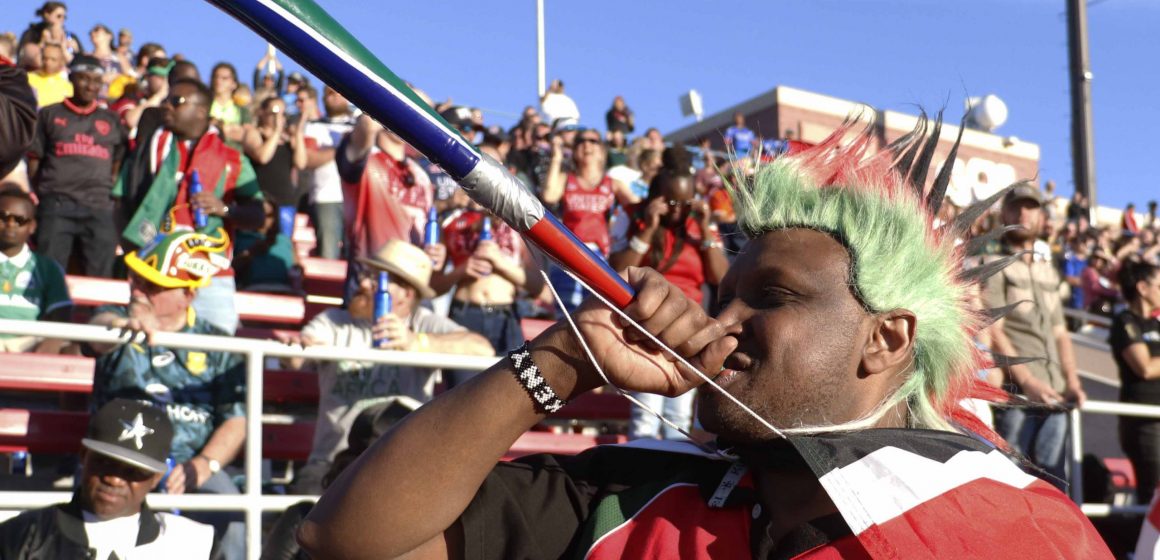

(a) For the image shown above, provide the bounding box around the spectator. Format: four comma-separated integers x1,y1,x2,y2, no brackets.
27,55,126,278
115,78,264,334
609,150,727,440
1042,179,1058,224
0,399,214,559
1125,202,1141,236
17,42,40,73
86,24,122,99
0,188,71,352
542,127,638,312
300,85,355,259
88,230,245,558
124,58,200,144
643,126,665,151
252,45,284,100
264,398,416,559
983,183,1085,489
116,56,170,133
1067,190,1090,223
335,113,432,262
105,41,163,103
27,43,71,108
209,62,248,143
539,78,579,127
1148,200,1158,231
18,2,82,61
1059,228,1088,329
0,33,16,63
723,111,756,159
233,199,300,293
242,95,306,210
0,51,38,180
1082,249,1120,317
282,72,307,117
605,95,634,135
288,239,491,493
1112,260,1160,504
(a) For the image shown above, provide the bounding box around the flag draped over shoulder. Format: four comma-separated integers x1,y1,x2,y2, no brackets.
791,429,1112,559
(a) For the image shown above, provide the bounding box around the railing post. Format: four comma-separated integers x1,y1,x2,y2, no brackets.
245,349,264,560
1069,406,1084,504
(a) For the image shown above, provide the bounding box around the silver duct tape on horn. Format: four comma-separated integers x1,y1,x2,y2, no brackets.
458,152,544,232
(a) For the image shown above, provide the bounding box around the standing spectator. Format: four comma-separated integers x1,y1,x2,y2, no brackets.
27,55,126,278
1042,179,1059,225
300,85,355,259
539,78,579,126
1082,249,1121,317
542,127,639,312
289,240,491,493
105,41,163,103
1111,260,1160,504
1067,190,1090,223
723,111,756,159
114,78,264,334
86,24,123,100
88,231,245,558
242,96,306,210
117,56,170,133
0,399,215,559
0,49,38,181
18,2,82,61
609,153,728,439
209,62,248,143
336,113,432,260
282,72,307,117
643,127,666,151
1059,229,1089,330
233,199,300,293
26,43,71,108
252,45,284,100
983,184,1085,489
1125,202,1141,236
605,95,634,135
1148,200,1158,231
124,59,200,146
0,188,71,353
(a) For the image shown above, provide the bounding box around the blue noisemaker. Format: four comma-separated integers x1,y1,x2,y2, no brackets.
373,271,392,348
189,170,207,229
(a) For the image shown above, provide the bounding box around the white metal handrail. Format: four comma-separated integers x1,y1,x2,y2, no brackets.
1071,399,1160,518
0,318,498,560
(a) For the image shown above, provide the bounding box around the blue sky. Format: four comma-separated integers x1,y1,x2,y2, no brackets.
5,0,1156,209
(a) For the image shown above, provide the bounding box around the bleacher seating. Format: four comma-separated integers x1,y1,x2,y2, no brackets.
66,275,308,326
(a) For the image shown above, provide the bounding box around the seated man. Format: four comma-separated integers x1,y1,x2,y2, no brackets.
299,120,1110,558
87,230,245,557
289,239,492,494
0,398,214,559
0,187,71,352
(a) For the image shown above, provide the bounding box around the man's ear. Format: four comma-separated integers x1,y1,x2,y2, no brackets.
862,309,917,376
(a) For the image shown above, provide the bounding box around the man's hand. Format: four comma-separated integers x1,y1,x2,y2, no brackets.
107,310,160,344
463,256,493,279
373,315,416,351
1020,376,1065,406
191,191,229,217
424,243,447,271
473,240,502,265
1065,383,1088,408
165,457,211,494
539,267,737,397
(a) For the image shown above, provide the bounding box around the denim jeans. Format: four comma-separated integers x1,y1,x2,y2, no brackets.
996,407,1070,490
445,303,523,388
185,470,245,560
192,275,239,335
312,202,344,260
629,391,695,440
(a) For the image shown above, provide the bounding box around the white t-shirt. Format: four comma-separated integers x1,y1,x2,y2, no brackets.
540,92,580,126
301,115,357,204
303,307,466,463
83,510,214,559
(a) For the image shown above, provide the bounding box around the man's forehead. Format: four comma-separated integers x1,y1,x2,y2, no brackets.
727,228,853,286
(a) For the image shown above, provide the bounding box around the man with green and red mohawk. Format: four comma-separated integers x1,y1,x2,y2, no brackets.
300,119,1111,559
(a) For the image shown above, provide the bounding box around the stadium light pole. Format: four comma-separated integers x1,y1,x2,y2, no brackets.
536,0,546,97
1067,0,1098,222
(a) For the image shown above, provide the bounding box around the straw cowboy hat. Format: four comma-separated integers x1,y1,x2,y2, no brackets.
356,239,436,299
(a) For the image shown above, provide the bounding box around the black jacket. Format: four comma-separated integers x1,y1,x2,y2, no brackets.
0,63,38,179
0,494,163,560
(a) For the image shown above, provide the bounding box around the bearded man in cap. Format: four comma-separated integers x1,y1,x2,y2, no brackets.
0,398,214,559
27,54,126,278
287,239,492,494
88,229,246,558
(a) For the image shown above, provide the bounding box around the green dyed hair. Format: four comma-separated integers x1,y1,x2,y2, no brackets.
728,119,988,436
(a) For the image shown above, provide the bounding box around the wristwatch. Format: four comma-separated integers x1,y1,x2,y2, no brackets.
199,455,222,474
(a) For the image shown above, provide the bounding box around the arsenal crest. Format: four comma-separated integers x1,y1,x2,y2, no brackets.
94,120,111,136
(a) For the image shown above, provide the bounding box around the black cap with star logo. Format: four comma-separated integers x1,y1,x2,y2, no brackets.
81,399,174,474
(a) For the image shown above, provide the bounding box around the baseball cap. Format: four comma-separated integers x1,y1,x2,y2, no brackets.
124,230,232,289
68,54,104,75
287,71,306,83
82,399,174,474
146,57,173,77
439,105,474,132
1003,183,1044,207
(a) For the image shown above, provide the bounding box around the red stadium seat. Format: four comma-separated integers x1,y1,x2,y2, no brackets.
0,353,95,393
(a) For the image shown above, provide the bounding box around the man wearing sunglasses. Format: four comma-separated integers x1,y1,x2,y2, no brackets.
27,54,126,279
115,77,264,334
0,187,71,352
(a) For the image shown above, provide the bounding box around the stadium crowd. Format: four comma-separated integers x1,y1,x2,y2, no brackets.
0,2,1158,558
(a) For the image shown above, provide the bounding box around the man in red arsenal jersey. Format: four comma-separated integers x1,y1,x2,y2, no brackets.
27,54,126,278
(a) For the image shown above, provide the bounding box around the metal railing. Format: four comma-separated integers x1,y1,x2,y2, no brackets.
0,318,497,560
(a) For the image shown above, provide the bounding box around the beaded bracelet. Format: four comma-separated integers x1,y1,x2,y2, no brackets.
507,342,567,414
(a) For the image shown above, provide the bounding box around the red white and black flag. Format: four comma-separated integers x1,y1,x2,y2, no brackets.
791,429,1112,559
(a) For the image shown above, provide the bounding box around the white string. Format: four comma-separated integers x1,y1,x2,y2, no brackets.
539,271,717,453
554,269,786,440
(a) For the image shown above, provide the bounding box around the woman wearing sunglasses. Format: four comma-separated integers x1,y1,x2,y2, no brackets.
242,96,306,233
541,127,638,312
608,147,728,440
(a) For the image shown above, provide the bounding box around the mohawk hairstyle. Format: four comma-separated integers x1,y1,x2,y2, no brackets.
728,113,1008,440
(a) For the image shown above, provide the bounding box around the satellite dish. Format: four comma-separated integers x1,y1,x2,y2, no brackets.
964,94,1008,132
679,89,703,122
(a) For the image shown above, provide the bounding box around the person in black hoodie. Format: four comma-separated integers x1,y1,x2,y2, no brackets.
0,57,38,181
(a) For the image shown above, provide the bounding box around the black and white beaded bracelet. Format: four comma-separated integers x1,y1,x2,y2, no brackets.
508,343,567,414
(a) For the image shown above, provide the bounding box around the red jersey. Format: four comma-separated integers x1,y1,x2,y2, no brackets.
561,173,615,256
443,209,522,267
640,219,710,304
